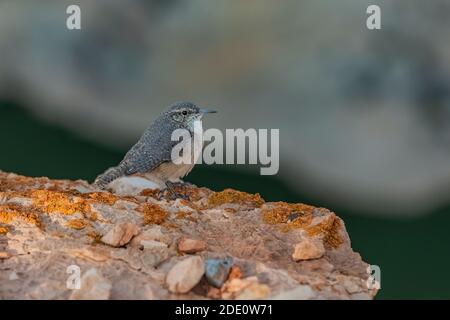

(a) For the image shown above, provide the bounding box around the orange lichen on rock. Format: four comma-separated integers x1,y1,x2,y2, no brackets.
175,211,192,219
1,189,111,223
30,189,90,215
228,266,243,280
0,203,42,228
139,188,160,198
163,221,179,229
306,214,344,248
175,187,209,202
85,192,118,206
208,189,265,208
0,251,11,259
138,203,168,225
87,230,103,244
262,202,314,231
84,210,98,221
0,226,8,234
66,219,89,230
0,173,46,192
186,216,197,223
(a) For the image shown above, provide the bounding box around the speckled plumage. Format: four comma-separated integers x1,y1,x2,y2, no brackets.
94,101,213,189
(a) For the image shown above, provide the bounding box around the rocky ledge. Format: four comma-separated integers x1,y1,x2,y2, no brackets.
0,171,377,300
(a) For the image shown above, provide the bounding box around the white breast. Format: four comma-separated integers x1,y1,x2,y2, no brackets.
192,119,203,164
173,119,203,165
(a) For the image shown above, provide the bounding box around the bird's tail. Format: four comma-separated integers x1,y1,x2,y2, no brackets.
93,164,126,189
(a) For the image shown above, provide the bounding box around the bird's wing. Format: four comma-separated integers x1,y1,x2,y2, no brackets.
120,130,180,175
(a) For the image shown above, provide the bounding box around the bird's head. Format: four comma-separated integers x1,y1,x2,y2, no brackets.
165,101,216,128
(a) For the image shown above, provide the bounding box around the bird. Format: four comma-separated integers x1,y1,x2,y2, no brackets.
93,101,216,196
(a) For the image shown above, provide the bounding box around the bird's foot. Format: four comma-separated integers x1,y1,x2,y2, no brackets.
164,181,190,201
167,180,195,188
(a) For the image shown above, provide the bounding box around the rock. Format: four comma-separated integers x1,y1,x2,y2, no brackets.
350,292,372,300
141,240,168,250
341,276,363,294
101,222,140,247
235,283,271,300
70,268,112,300
221,277,259,299
223,277,256,294
205,256,233,288
271,285,316,300
130,225,171,247
178,237,206,253
108,176,162,195
140,246,170,268
206,287,222,299
166,256,205,293
292,238,325,261
0,171,377,300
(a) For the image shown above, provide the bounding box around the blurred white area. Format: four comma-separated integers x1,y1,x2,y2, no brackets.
1,0,450,216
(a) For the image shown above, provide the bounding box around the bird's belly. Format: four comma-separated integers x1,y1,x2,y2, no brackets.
144,162,194,184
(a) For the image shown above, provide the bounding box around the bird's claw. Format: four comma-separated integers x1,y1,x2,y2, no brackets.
168,181,195,188
168,192,190,201
165,181,190,201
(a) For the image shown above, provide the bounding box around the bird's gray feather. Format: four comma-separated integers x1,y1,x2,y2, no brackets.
120,117,182,175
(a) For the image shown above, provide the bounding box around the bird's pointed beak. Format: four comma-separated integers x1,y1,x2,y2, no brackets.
199,108,217,114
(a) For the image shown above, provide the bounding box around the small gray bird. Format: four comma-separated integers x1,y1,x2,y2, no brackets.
93,101,216,194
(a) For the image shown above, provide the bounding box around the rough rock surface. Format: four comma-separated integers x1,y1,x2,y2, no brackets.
0,171,378,300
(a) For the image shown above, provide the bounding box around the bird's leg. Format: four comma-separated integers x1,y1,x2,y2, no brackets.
165,181,190,201
168,180,195,188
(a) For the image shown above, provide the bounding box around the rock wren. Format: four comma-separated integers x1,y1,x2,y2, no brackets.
93,101,216,194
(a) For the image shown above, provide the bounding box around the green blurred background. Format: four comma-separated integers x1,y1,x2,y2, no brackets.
1,100,449,299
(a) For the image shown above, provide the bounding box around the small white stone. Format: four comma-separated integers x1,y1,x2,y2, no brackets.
292,237,325,261
141,239,168,250
130,226,172,247
166,256,205,293
235,283,270,300
101,222,140,247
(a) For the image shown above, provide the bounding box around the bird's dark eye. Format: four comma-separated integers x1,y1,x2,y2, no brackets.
182,110,188,115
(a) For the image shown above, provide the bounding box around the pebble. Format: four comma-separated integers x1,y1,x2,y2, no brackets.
141,239,168,250
178,237,206,253
140,247,170,268
130,226,171,247
101,222,140,247
292,237,325,261
205,256,233,288
221,276,259,299
166,256,205,293
236,282,271,300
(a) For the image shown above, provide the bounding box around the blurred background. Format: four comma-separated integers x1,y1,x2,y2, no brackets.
1,0,449,299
